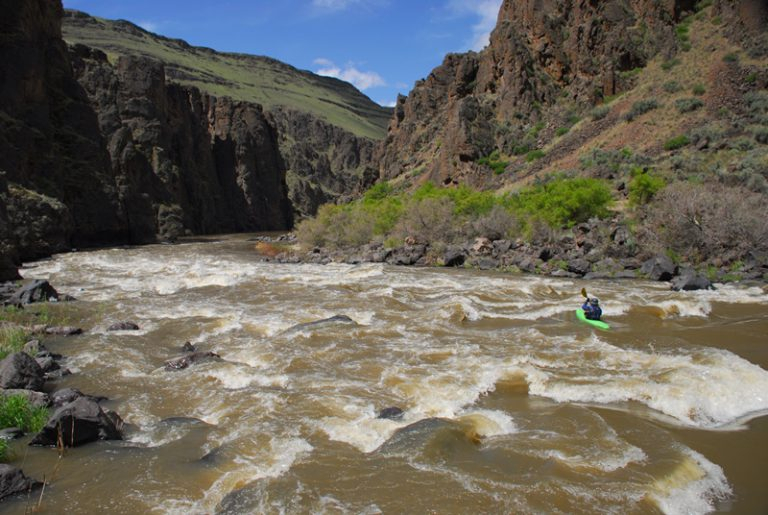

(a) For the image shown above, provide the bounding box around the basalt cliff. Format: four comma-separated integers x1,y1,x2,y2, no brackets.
0,0,387,279
377,0,767,188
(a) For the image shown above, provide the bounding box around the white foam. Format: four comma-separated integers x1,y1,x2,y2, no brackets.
516,336,768,429
649,448,732,515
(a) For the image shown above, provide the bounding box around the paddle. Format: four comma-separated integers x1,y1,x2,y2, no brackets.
581,287,588,300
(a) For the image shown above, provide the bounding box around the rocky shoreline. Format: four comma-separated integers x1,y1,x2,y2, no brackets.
257,221,768,291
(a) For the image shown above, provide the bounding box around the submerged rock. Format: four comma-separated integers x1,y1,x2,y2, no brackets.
107,321,140,331
29,397,123,447
181,341,196,353
0,465,42,500
283,315,356,333
377,407,404,421
164,351,221,371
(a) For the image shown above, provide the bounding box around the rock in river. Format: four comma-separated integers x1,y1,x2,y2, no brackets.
29,397,123,447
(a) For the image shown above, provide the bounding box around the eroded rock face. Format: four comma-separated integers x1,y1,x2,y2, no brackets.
70,48,294,240
377,0,686,185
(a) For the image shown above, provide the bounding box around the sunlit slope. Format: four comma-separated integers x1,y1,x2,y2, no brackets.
62,10,391,140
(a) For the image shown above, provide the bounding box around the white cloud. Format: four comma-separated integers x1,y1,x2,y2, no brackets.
448,0,503,51
379,99,397,108
314,58,386,91
138,20,160,33
312,0,361,11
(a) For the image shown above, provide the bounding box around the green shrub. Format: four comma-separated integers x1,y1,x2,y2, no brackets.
477,150,509,175
0,395,49,433
675,98,704,113
723,53,739,63
692,84,706,96
663,81,682,93
555,127,570,136
511,143,531,156
625,99,659,121
508,177,614,228
591,105,611,120
664,135,691,150
526,149,545,162
745,73,757,85
526,122,546,139
629,169,666,205
661,58,681,71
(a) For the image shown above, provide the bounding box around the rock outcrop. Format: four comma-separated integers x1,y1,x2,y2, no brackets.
377,0,697,185
1,0,384,271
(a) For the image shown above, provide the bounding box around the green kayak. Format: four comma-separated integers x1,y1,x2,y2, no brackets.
576,309,610,330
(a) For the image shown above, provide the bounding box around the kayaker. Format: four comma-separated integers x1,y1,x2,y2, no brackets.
581,296,602,321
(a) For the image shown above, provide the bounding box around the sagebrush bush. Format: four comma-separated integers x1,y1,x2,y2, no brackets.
625,99,659,121
675,98,704,113
641,182,768,262
469,205,520,240
663,81,682,93
395,196,458,244
591,105,611,120
664,135,691,151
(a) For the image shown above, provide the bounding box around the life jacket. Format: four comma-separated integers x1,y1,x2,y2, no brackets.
582,301,602,320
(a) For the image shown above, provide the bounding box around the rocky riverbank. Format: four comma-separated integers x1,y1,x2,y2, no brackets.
257,221,768,291
0,280,124,501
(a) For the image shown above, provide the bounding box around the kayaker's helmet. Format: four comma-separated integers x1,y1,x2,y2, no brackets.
590,297,600,306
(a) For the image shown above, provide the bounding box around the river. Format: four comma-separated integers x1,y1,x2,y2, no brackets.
5,234,768,514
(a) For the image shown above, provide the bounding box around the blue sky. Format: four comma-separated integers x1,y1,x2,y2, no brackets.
61,0,503,107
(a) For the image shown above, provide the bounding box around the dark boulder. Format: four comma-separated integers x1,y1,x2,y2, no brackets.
50,388,106,409
6,280,58,306
0,353,44,391
471,257,499,270
0,465,42,500
443,246,467,267
181,341,196,353
164,351,221,371
107,321,140,331
671,270,714,291
567,258,591,276
29,397,123,447
641,255,678,281
387,245,426,266
377,407,404,421
35,357,59,374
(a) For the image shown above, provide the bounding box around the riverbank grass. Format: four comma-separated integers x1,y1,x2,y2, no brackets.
0,394,49,460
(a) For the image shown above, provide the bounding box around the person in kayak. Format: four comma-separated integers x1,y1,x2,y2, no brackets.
581,296,602,320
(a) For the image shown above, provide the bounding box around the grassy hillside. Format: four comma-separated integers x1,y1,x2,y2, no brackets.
62,10,391,140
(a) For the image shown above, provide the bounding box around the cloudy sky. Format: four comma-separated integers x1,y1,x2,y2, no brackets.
61,0,503,107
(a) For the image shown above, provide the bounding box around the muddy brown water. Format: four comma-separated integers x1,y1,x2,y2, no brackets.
3,234,768,514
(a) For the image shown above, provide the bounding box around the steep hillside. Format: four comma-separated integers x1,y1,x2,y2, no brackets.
378,0,768,192
62,10,390,141
293,0,767,283
63,10,385,218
